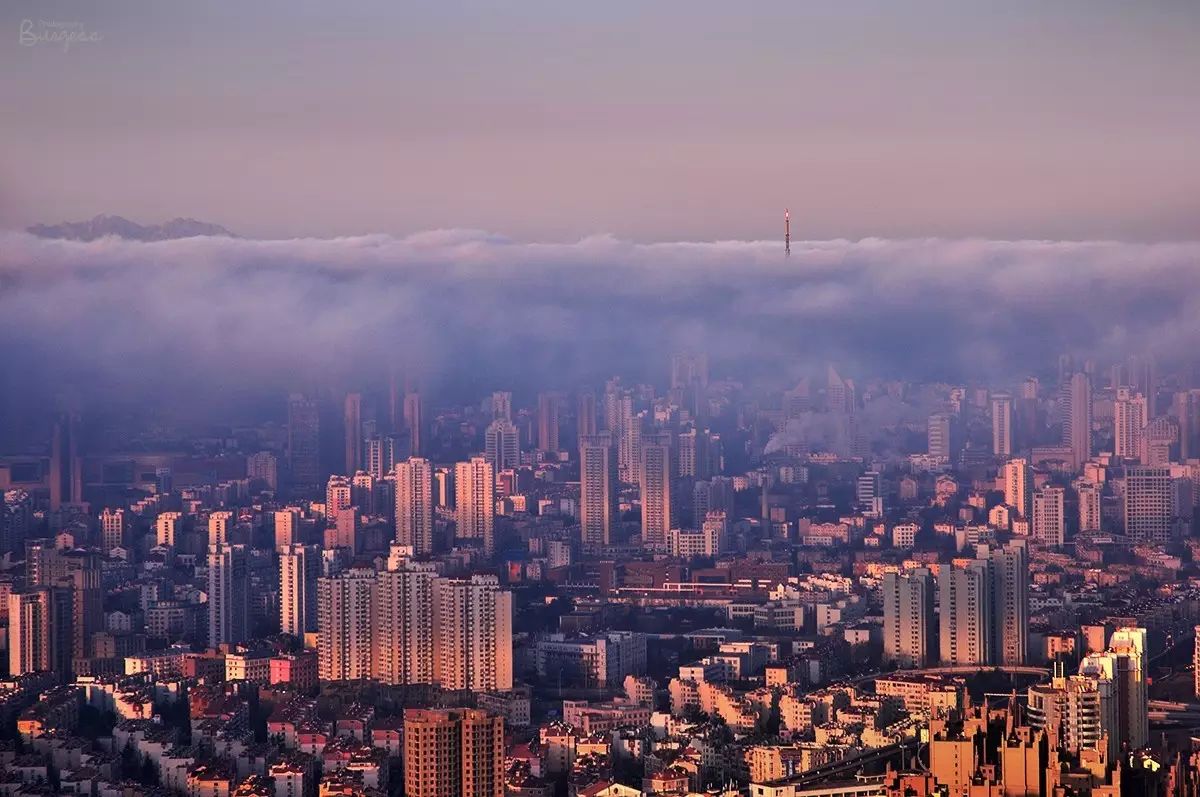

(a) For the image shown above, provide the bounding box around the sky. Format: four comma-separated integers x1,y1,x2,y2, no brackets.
3,0,1199,242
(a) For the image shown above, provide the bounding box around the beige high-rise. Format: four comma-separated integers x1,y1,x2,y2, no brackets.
372,563,437,685
403,708,504,797
395,457,435,555
432,575,512,692
455,457,495,556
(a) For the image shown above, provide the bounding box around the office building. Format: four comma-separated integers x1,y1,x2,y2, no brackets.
484,419,520,471
856,471,883,517
882,568,935,668
395,457,435,556
455,457,495,556
404,392,424,455
928,413,952,461
1114,387,1147,461
403,708,504,797
537,392,561,455
344,392,362,474
1124,466,1189,543
432,575,513,692
677,427,712,480
287,394,321,496
8,587,73,677
1062,373,1092,467
579,433,618,548
577,391,598,439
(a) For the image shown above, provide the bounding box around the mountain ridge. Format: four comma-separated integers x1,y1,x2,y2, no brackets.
28,214,236,241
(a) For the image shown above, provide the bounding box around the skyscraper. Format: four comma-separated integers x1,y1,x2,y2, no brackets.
882,568,935,667
1062,372,1092,466
484,419,520,471
208,543,248,648
403,709,505,797
577,391,598,439
279,543,319,638
639,433,673,551
325,475,352,522
287,394,321,496
373,563,437,685
1114,387,1147,461
677,427,712,480
455,457,495,556
1004,458,1033,519
1079,627,1148,751
537,392,561,455
317,565,376,681
991,393,1013,457
1077,481,1102,533
49,411,82,511
403,392,424,455
938,559,991,666
986,542,1029,666
1032,487,1065,547
343,392,363,474
491,390,512,421
432,575,513,692
395,457,435,556
579,433,618,548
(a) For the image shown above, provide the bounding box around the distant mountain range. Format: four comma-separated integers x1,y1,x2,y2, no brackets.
28,214,236,241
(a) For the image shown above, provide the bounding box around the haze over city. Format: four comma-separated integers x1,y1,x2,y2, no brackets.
3,4,1200,797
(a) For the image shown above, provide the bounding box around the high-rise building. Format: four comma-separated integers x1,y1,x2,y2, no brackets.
279,543,319,638
1079,627,1148,751
639,433,673,551
403,709,504,797
1032,487,1065,547
1004,458,1033,519
1,489,32,555
325,476,352,522
1194,624,1200,700
403,392,424,455
938,559,991,666
986,542,1029,666
991,393,1013,457
455,457,495,556
246,451,279,491
856,471,883,517
882,568,935,667
317,565,376,681
677,427,712,480
287,395,321,496
1062,372,1092,467
208,510,234,546
49,411,82,511
1124,466,1188,543
344,393,363,474
1026,671,1118,760
156,511,183,549
100,508,127,552
1114,387,1148,461
273,509,300,550
618,406,643,484
927,413,952,461
491,391,512,422
537,392,561,455
373,563,437,685
484,419,520,472
432,575,513,692
8,586,73,677
1172,389,1200,460
579,433,618,548
1077,482,1102,533
577,392,598,439
208,543,248,648
395,457,435,556
1139,415,1178,466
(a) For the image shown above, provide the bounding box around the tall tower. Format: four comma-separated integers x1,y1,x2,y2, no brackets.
344,392,363,474
579,433,618,548
882,569,935,667
208,543,248,648
403,392,424,456
784,208,790,256
639,433,673,551
8,587,73,677
1063,372,1092,466
279,543,319,638
49,411,82,511
287,394,321,496
577,391,598,439
1114,387,1147,461
455,457,495,556
317,565,376,681
537,392,561,455
432,575,513,692
986,542,1029,666
395,457,435,556
991,393,1013,458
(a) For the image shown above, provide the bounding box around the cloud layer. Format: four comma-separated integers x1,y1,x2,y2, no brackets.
1,231,1198,417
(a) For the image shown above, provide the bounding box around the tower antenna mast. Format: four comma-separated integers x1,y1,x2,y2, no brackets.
785,209,791,256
